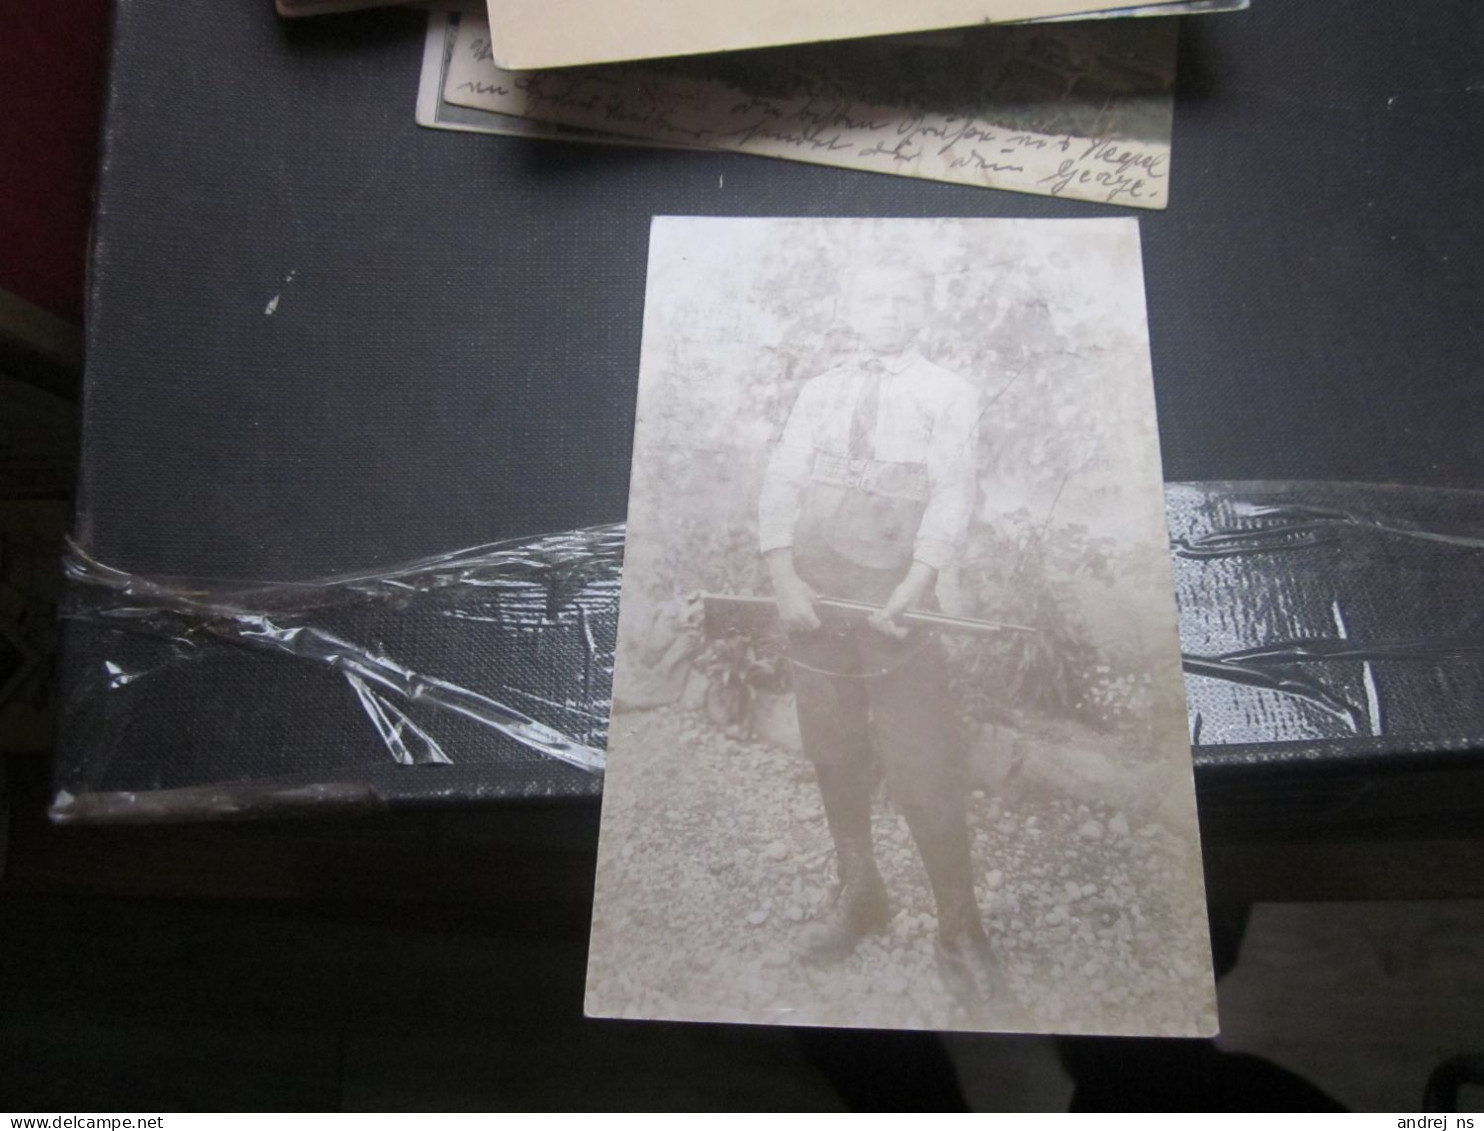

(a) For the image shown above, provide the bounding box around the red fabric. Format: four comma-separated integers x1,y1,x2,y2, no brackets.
0,1,112,323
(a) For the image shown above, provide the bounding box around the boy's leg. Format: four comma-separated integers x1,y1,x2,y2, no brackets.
788,627,890,961
864,631,1014,1015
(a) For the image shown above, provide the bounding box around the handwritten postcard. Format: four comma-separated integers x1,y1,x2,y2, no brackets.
416,10,661,146
1027,0,1245,21
483,0,1189,69
443,14,1177,208
586,217,1216,1035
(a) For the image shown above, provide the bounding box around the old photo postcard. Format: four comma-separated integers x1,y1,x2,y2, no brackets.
417,10,619,141
586,217,1216,1035
483,0,1187,69
417,11,705,151
444,14,1175,208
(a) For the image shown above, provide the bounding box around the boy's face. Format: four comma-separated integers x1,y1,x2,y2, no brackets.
843,266,932,355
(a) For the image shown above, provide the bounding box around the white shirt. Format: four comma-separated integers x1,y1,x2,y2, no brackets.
758,348,980,572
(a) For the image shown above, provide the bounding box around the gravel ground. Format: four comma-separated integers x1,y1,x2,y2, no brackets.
587,703,1216,1036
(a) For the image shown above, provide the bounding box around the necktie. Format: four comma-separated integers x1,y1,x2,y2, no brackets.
849,358,885,459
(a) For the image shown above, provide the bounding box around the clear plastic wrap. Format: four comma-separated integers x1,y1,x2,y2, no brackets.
57,525,622,819
1168,481,1484,755
55,482,1484,821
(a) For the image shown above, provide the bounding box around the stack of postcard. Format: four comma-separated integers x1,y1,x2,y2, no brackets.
417,1,1248,207
482,0,1241,68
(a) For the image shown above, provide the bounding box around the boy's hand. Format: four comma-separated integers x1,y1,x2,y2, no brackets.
766,549,821,632
869,561,937,639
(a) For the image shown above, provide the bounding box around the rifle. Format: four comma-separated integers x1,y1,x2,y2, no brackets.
700,593,1037,639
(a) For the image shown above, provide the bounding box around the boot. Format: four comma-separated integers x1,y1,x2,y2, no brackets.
902,799,1029,1026
934,899,995,1005
934,895,1031,1029
800,835,891,964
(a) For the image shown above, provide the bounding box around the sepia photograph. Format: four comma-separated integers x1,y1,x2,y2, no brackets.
587,216,1216,1036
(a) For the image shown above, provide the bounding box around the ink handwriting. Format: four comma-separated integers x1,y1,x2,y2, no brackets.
1037,137,1167,203
443,19,1172,207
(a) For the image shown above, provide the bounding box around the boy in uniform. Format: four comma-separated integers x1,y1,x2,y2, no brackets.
758,259,1004,1012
